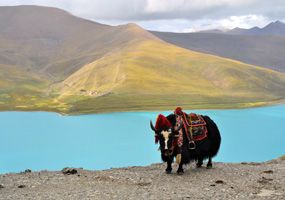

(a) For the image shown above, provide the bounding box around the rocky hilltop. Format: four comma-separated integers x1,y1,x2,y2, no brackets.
0,157,284,200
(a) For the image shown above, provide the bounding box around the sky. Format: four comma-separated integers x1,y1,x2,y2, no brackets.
0,0,285,32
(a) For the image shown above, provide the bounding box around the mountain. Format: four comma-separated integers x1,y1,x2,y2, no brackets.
227,27,261,35
151,31,285,73
0,5,158,81
1,6,285,114
227,21,285,36
196,21,285,36
196,29,226,34
57,39,285,114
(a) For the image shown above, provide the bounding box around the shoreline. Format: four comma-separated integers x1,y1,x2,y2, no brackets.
1,99,285,116
0,157,284,199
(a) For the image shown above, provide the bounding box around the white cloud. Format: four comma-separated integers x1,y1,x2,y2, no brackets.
0,0,284,32
218,15,270,29
145,0,255,13
128,15,271,33
0,0,283,21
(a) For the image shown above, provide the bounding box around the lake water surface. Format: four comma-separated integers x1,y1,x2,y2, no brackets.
1,105,285,174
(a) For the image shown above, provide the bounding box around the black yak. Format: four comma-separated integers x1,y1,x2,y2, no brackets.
150,112,221,174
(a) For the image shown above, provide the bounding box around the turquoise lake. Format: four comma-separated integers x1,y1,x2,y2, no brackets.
1,105,285,174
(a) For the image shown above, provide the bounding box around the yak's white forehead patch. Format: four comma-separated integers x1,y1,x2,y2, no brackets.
161,130,171,150
161,130,170,139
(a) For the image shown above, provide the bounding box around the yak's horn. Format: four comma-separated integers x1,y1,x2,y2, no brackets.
150,120,157,132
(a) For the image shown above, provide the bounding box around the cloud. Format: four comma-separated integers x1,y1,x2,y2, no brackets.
218,15,270,29
145,0,254,14
1,0,285,21
125,15,270,33
0,0,284,32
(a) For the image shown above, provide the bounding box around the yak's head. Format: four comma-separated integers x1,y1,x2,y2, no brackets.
150,114,182,156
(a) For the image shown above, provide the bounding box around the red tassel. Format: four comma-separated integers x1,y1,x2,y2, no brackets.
155,114,172,130
174,107,183,115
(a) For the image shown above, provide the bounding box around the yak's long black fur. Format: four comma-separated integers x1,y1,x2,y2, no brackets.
157,114,221,174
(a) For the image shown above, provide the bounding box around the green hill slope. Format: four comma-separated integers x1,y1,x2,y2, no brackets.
151,31,285,73
54,39,285,114
1,6,285,114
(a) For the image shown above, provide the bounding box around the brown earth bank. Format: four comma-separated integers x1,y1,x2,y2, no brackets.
0,157,284,200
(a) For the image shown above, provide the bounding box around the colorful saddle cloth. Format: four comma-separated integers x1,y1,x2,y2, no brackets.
188,113,208,141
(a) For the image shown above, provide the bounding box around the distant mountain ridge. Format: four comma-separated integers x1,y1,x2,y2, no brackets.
227,21,285,36
152,21,285,73
1,6,285,114
197,20,285,36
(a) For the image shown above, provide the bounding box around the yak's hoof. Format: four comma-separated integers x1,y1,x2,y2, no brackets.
165,168,172,174
177,169,184,175
207,163,213,169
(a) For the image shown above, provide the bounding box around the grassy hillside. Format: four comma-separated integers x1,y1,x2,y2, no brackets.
1,6,285,114
54,39,285,114
0,64,70,113
151,31,285,73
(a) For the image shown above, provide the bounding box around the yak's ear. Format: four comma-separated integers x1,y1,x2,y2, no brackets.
150,120,157,132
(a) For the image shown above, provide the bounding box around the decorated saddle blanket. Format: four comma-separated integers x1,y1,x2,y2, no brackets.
187,113,208,141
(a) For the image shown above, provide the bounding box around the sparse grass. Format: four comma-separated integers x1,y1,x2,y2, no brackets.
1,10,285,115
1,93,283,115
59,94,284,115
1,39,285,115
279,155,285,160
53,39,285,114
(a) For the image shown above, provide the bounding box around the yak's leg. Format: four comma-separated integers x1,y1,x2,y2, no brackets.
207,157,213,168
177,162,184,174
165,157,173,174
196,157,203,168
